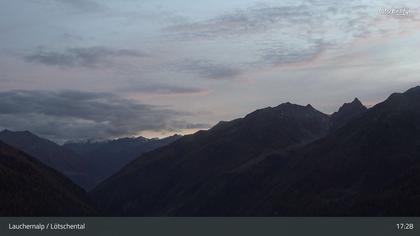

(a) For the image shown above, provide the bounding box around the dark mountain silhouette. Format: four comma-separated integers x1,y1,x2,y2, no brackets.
92,86,420,216
91,103,331,215
248,86,420,216
3,86,419,216
329,98,367,131
0,130,92,188
64,135,182,187
0,141,95,216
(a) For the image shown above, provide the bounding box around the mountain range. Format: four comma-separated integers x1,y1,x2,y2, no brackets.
63,135,182,188
91,86,420,216
0,131,181,190
2,86,420,216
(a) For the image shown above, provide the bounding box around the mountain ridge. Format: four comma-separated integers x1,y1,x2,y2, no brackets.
63,134,182,189
91,85,420,216
0,129,182,190
91,102,332,215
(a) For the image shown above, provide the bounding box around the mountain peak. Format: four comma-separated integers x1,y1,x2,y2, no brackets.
337,98,366,113
0,129,37,138
352,97,362,105
330,98,367,131
0,129,10,134
0,129,17,134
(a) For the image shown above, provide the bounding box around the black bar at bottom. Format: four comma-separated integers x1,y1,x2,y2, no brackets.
0,217,419,236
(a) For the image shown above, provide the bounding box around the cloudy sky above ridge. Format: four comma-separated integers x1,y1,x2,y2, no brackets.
0,0,419,142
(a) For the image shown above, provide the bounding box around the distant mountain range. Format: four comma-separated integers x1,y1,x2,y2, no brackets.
0,141,95,216
2,86,420,216
0,130,181,190
92,86,420,216
63,135,182,188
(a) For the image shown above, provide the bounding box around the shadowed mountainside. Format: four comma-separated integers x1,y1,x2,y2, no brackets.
0,130,92,188
91,102,331,215
0,141,96,216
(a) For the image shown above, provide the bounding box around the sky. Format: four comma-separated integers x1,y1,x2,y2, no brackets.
0,0,419,143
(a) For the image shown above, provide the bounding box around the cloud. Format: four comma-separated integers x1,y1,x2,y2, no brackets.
0,90,194,142
166,4,315,39
176,60,242,80
163,3,345,67
166,1,416,66
260,40,328,66
166,1,400,40
24,46,148,68
120,83,208,95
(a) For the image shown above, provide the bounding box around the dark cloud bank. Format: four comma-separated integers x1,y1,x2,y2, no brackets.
0,90,206,142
